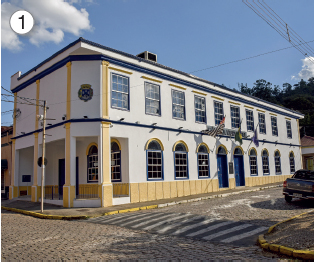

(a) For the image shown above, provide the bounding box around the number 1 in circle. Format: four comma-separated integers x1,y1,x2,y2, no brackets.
19,15,24,29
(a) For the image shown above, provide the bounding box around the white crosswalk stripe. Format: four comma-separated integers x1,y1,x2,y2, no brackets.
142,214,191,231
157,216,204,234
131,213,178,228
119,213,166,227
110,212,164,226
220,226,267,243
171,218,217,235
201,224,253,241
186,221,234,237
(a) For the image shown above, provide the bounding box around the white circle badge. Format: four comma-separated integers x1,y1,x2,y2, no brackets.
10,10,34,34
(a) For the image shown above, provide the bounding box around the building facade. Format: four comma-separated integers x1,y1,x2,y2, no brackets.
9,38,303,207
300,135,314,171
1,126,13,199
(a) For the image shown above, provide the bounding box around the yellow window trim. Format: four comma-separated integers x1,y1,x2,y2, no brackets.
111,138,122,150
196,142,210,153
228,101,241,105
169,84,187,90
142,76,162,83
244,105,254,109
289,151,295,158
145,138,164,151
285,117,291,120
86,142,98,156
173,140,189,152
261,148,269,156
192,90,207,96
216,144,228,155
211,96,224,101
257,109,265,113
109,67,133,75
233,146,245,155
269,113,277,116
248,147,257,156
274,149,281,157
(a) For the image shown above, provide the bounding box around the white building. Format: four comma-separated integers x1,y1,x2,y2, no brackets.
9,38,303,208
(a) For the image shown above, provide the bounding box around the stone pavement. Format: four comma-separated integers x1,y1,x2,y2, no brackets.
1,182,282,217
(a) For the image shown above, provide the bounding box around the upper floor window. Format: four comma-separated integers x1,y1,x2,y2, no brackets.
111,141,121,182
258,113,266,134
214,101,224,125
274,150,281,174
147,139,163,180
289,152,295,174
286,120,292,138
195,96,206,123
174,142,189,179
145,82,160,116
111,74,129,110
172,90,185,120
271,116,278,136
231,106,240,128
87,145,98,182
246,110,254,132
262,149,269,174
197,144,210,178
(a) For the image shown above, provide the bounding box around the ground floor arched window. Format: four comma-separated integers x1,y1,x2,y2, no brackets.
289,151,295,174
111,141,121,182
249,148,258,175
197,144,209,178
174,141,189,179
87,145,98,182
146,139,163,180
262,149,270,174
274,150,281,174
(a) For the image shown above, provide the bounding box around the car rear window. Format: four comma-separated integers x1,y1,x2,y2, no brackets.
293,171,314,180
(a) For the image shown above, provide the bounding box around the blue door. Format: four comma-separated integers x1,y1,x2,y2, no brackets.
234,155,245,186
217,154,229,188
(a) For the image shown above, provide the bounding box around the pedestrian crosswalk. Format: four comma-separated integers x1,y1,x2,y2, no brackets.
85,212,267,246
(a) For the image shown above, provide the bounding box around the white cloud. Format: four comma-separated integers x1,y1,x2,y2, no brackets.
1,0,92,51
298,57,314,80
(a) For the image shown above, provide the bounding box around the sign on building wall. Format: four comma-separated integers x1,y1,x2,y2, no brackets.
206,126,247,138
78,84,93,102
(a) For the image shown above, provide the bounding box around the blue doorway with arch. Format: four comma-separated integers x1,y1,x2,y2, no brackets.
233,148,245,186
217,146,229,188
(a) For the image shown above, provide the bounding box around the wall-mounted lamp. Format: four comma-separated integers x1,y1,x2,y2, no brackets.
21,132,25,135
47,123,52,126
275,140,278,145
119,118,125,121
135,121,140,124
152,123,157,126
83,116,88,119
178,127,183,130
62,114,66,121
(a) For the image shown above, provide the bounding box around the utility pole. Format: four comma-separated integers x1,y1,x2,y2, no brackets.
40,100,47,213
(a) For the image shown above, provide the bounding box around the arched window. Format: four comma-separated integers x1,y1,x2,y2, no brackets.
249,148,257,176
197,144,209,178
262,149,269,174
234,148,243,155
87,145,98,182
289,152,295,174
111,141,121,182
275,150,281,174
147,140,163,180
174,142,189,179
218,146,226,155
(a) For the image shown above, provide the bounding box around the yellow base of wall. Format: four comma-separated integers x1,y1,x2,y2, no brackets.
31,185,42,202
63,185,76,208
101,184,113,207
9,186,18,199
130,175,287,203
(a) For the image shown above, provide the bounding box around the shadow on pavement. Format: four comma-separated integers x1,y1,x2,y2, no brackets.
251,197,314,210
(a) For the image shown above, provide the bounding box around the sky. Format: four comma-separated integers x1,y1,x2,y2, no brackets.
1,0,314,126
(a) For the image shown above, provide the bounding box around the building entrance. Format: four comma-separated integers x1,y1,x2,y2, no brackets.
217,147,229,188
233,148,245,187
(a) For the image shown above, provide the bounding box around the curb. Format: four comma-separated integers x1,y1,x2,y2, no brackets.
258,210,314,261
2,184,281,220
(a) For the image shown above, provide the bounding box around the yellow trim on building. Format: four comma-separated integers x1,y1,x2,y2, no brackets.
10,139,16,187
35,80,40,130
289,150,295,158
257,109,265,113
169,84,187,90
102,61,110,119
211,96,224,101
111,138,121,150
142,76,162,83
146,138,164,151
229,101,241,105
261,148,269,156
192,90,207,96
216,144,228,154
269,113,277,116
285,117,291,120
274,149,281,157
233,146,245,155
173,140,189,152
196,142,210,153
248,147,257,156
66,62,72,120
109,66,132,75
65,123,71,186
244,105,254,109
86,142,98,155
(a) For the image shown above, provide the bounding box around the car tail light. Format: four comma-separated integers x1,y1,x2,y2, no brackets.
283,180,287,187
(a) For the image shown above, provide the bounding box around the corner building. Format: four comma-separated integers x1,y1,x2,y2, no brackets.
9,38,303,207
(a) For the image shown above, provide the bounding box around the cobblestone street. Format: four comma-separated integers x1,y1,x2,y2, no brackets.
1,187,313,262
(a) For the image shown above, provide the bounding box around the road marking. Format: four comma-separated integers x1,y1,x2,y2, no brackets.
119,213,166,227
171,218,217,235
131,213,178,228
186,221,234,237
110,212,164,225
220,226,267,243
142,214,191,231
201,224,253,240
157,216,204,234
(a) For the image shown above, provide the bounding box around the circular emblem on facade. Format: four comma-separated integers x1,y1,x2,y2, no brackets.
78,84,93,102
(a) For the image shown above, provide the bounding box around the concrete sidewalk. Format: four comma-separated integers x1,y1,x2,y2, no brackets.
1,182,282,219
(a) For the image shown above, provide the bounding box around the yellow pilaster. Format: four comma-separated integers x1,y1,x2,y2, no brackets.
101,61,110,119
101,121,113,207
31,133,39,202
66,62,72,120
